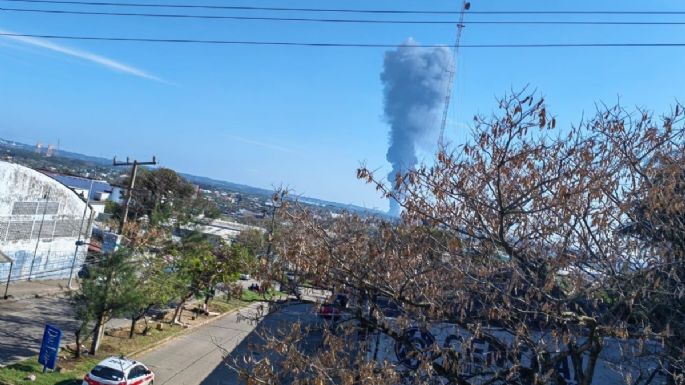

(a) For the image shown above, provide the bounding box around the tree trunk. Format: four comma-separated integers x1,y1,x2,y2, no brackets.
142,316,150,335
129,316,138,339
580,339,602,385
203,289,215,315
91,256,114,354
74,329,82,359
173,294,192,324
90,314,106,355
132,305,156,337
174,303,184,324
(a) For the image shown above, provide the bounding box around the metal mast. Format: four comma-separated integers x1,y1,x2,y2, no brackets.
438,1,470,149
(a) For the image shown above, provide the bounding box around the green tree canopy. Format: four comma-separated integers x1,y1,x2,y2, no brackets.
72,248,140,354
122,168,219,225
165,233,245,323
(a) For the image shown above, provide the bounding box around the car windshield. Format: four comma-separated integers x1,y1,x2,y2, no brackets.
91,366,125,381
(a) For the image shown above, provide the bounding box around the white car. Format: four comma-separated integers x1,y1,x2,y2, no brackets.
239,273,250,280
83,356,154,385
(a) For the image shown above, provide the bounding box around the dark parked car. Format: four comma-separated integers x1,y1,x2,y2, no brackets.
318,303,342,320
318,294,349,320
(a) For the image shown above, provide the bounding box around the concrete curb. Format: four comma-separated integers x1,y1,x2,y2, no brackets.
129,304,255,359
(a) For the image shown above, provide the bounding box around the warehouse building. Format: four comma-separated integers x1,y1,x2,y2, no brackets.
0,161,93,287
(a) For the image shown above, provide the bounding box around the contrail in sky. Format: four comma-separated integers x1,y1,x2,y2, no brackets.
0,28,165,83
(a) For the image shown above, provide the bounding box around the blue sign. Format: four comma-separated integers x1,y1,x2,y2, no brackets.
102,232,121,254
38,325,62,370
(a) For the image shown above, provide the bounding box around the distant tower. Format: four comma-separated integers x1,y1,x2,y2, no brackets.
438,1,470,149
46,144,55,157
35,143,43,154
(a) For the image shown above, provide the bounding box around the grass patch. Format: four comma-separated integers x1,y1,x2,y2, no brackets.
101,323,185,356
240,289,286,302
208,298,248,313
209,289,285,312
0,357,98,385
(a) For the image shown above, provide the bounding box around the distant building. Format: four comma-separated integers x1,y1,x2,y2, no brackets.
177,219,265,245
44,172,122,201
43,172,122,218
0,161,93,283
238,208,264,219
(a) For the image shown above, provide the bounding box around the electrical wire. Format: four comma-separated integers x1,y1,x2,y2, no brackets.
2,7,458,22
6,7,685,25
2,0,685,16
2,32,685,49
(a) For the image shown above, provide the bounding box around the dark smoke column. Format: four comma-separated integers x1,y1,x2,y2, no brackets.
381,39,453,216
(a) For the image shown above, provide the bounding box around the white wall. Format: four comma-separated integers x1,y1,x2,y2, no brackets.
0,162,92,281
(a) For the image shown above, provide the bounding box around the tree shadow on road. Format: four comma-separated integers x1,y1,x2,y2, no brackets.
198,303,321,385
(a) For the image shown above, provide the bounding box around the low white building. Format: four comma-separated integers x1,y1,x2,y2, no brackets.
178,219,265,244
0,161,93,284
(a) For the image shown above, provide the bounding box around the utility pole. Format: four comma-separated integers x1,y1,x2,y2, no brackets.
67,179,94,290
113,156,157,235
28,190,51,281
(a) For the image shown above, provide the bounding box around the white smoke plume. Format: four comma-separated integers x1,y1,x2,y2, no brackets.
381,39,453,216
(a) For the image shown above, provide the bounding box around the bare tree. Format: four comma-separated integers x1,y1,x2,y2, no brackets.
230,91,685,385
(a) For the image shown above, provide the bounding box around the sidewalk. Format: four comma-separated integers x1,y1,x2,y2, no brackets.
1,278,77,302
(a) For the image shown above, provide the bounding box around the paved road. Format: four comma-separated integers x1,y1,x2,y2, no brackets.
0,296,131,365
0,288,324,385
0,296,78,364
139,302,321,385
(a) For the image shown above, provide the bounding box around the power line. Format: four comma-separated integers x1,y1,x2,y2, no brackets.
4,0,463,13
2,0,685,16
3,7,459,22
3,32,685,49
5,7,685,25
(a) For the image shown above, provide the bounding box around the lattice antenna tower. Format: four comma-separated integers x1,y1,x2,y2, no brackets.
438,1,470,149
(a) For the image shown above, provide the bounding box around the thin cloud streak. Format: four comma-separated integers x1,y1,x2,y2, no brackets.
0,28,165,83
228,135,305,156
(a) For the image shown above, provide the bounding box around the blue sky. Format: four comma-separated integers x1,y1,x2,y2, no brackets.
1,0,684,211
